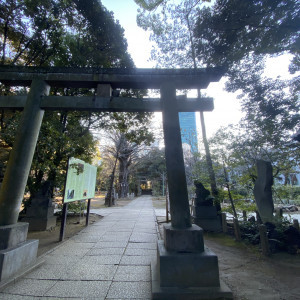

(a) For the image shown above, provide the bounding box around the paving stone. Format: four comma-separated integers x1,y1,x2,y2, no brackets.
43,254,83,265
48,247,90,257
71,235,101,243
130,233,157,243
24,264,68,280
127,242,157,250
124,248,156,256
113,265,151,281
107,281,151,299
107,228,133,232
94,241,128,248
132,228,157,234
137,218,155,221
110,221,135,224
2,279,57,296
87,247,125,255
120,255,156,266
92,222,116,227
104,232,132,238
51,241,96,249
84,255,122,265
99,235,131,242
62,263,117,280
85,224,114,229
0,295,44,300
0,196,158,300
67,242,96,248
44,280,111,299
134,225,156,231
78,230,106,237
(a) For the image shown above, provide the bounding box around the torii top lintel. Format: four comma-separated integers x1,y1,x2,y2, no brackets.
0,66,225,89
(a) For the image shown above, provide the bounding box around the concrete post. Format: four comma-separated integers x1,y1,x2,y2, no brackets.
161,82,191,229
0,80,50,226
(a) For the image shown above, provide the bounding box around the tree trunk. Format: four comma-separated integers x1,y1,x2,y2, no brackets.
199,110,220,211
105,155,118,206
118,157,131,198
187,12,220,212
223,163,237,218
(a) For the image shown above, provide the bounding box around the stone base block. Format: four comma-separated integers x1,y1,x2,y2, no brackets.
0,239,38,281
26,204,55,219
158,240,220,288
194,217,222,232
152,261,233,300
192,206,218,218
23,216,57,231
0,223,29,250
164,224,204,253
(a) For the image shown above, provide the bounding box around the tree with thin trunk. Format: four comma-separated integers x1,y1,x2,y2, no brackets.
136,0,220,205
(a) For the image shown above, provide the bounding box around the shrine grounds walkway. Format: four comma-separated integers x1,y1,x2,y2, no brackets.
1,195,299,299
0,195,158,299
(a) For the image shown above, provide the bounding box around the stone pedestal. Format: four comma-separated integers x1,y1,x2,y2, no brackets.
23,198,56,231
253,160,274,223
192,181,222,232
152,224,232,299
0,223,38,282
23,183,57,231
193,206,222,232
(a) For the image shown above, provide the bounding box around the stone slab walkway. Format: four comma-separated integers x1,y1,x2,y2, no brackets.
0,195,158,299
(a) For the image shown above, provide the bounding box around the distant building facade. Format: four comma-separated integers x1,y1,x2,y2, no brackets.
179,112,199,153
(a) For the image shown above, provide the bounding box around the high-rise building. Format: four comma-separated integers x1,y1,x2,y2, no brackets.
179,112,199,152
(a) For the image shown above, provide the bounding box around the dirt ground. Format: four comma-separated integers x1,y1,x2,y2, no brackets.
27,213,102,256
204,234,300,300
153,197,300,300
28,196,300,299
156,216,300,300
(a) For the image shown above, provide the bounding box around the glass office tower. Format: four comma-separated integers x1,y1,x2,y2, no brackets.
179,112,198,153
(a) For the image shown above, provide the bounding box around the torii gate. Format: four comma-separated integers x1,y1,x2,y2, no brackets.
0,66,232,298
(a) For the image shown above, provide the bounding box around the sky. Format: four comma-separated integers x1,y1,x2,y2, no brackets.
101,0,293,139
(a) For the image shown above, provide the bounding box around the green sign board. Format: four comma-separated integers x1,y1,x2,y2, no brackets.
63,157,97,203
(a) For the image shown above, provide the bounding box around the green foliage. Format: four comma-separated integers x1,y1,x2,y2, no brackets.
194,0,300,66
239,221,260,245
134,147,166,196
134,0,165,11
0,0,133,67
274,185,300,204
0,0,154,202
56,201,85,215
222,200,257,214
136,0,204,68
195,2,300,193
238,218,300,254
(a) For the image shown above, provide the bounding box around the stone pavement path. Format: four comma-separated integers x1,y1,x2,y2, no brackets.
0,196,158,299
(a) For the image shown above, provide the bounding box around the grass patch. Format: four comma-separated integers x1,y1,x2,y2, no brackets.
152,197,166,209
204,232,260,254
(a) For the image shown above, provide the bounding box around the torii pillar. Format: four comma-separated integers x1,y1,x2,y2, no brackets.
151,81,233,299
0,80,49,283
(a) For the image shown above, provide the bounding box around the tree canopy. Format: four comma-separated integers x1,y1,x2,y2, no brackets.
0,0,153,200
194,0,300,66
135,0,299,205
